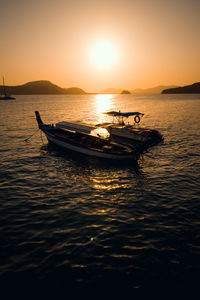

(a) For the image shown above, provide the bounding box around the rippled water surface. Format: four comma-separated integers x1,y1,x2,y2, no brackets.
0,94,200,295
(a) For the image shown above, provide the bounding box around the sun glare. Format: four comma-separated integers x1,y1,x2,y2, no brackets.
91,40,117,69
95,94,114,114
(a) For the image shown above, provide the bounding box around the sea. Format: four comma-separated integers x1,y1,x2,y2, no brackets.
0,94,200,297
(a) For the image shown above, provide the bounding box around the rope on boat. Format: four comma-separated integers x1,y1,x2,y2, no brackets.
24,129,40,142
40,130,44,145
24,128,45,147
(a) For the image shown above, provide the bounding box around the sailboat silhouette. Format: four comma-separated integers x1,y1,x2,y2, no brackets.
0,77,16,100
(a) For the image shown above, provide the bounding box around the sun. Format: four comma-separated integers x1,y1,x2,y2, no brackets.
91,40,117,69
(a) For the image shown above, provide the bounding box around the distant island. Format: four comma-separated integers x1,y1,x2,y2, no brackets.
100,85,177,94
0,80,87,95
121,90,131,94
162,82,200,94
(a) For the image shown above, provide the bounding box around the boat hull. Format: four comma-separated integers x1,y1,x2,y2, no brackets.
109,126,163,147
44,130,137,160
110,127,149,142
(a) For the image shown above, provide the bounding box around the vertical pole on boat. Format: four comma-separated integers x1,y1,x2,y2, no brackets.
2,76,6,96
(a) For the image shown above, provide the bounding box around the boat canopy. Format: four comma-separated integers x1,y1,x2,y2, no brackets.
104,111,144,118
56,121,97,133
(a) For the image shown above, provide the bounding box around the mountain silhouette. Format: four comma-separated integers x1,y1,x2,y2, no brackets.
132,85,177,94
99,85,177,94
162,82,200,94
0,80,87,95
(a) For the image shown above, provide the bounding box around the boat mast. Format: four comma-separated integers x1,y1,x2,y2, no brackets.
2,76,7,96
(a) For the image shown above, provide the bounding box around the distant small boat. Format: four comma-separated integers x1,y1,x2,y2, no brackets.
0,77,15,100
35,111,141,160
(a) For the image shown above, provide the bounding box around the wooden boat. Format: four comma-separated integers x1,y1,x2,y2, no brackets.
35,111,141,160
0,77,15,100
101,111,163,148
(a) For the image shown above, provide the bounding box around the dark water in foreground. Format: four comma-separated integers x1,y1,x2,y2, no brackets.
0,94,200,296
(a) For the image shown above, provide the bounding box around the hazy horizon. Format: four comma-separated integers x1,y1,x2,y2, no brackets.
0,78,182,94
1,0,200,93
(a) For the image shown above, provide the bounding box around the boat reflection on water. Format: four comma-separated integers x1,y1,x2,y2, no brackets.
39,142,142,173
38,143,144,215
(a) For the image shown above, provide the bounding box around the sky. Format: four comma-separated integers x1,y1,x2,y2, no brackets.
1,0,200,92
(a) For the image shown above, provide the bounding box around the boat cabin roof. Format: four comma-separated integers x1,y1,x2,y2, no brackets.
56,121,97,133
103,111,144,118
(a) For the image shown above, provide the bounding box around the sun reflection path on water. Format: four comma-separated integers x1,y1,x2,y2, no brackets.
89,94,116,138
91,176,131,191
94,94,115,124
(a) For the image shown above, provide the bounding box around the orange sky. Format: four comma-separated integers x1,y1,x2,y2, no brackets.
1,0,200,92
